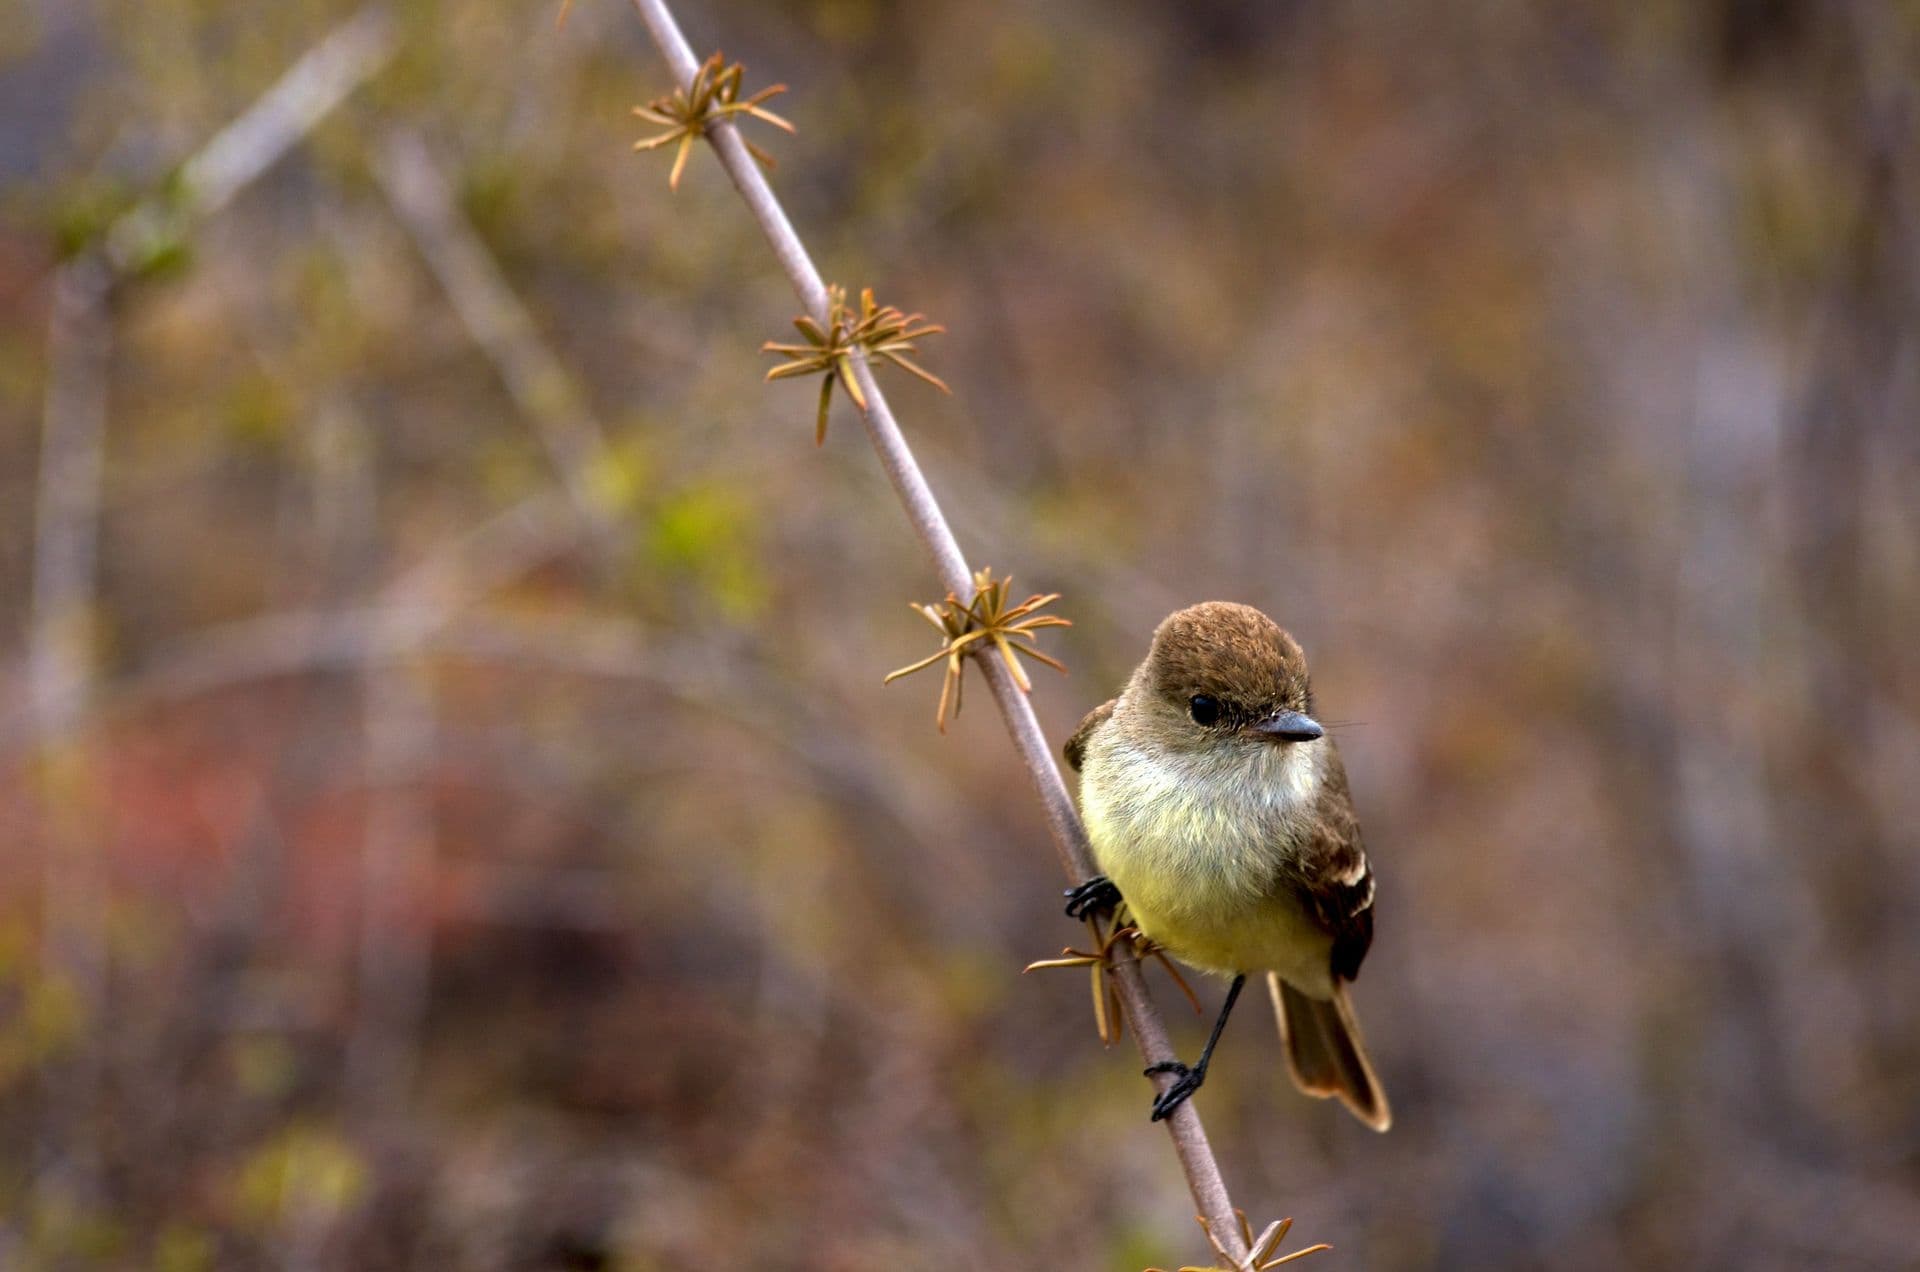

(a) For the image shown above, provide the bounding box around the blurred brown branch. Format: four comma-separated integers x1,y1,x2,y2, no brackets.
100,6,398,278
623,1,1258,1263
374,129,620,543
23,6,401,1224
28,252,112,1212
347,647,437,1117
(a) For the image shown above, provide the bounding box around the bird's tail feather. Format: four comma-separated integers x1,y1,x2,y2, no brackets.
1270,972,1391,1132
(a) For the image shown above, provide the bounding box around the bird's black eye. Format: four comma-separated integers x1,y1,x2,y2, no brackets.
1188,695,1221,726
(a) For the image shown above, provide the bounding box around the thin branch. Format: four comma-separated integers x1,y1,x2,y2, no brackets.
29,254,113,1207
373,129,621,542
28,262,111,743
623,2,1250,1262
345,650,438,1116
102,6,399,277
27,0,402,743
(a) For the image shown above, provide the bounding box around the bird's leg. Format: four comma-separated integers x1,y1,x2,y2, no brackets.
1063,874,1123,919
1144,972,1246,1122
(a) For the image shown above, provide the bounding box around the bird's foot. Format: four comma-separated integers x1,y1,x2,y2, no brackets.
1144,1059,1206,1122
1063,875,1123,919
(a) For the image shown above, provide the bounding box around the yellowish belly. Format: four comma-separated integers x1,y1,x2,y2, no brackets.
1080,748,1334,994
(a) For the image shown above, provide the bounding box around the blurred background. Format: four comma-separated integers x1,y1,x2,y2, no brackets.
3,1,1918,1267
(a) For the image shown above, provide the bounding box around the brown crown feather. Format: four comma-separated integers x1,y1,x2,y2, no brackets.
1144,601,1312,717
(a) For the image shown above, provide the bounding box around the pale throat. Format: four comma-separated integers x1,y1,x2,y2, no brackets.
1091,728,1325,831
1203,736,1324,819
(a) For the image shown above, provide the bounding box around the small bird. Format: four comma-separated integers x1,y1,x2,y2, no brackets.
1064,601,1389,1131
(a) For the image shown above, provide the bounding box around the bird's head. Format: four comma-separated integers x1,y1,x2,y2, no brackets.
1131,601,1323,757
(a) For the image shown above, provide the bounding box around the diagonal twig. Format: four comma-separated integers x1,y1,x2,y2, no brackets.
102,6,399,278
373,129,621,544
622,2,1255,1262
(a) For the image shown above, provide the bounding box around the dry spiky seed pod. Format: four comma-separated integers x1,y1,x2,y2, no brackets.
633,51,793,191
763,285,949,443
883,568,1067,732
1145,1211,1332,1272
1025,910,1202,1047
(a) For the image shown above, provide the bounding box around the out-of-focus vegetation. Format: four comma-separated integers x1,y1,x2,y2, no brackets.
3,1,1918,1267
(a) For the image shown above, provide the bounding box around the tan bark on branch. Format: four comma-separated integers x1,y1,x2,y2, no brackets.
622,1,1254,1262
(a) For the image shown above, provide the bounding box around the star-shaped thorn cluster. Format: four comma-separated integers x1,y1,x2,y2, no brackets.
1146,1210,1331,1272
763,284,949,443
883,568,1067,733
1024,906,1201,1047
633,51,794,191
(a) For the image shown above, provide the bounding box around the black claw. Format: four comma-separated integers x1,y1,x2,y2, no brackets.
1141,973,1243,1123
1064,875,1123,919
1145,1060,1205,1122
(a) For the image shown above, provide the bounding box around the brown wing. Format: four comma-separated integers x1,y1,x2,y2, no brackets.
1063,698,1117,772
1291,749,1375,983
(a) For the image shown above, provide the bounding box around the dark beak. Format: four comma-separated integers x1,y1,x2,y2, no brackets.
1254,710,1324,743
